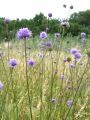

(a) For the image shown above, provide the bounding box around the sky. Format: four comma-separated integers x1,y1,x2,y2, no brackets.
0,0,90,20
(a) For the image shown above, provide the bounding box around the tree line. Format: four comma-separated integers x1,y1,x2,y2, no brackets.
0,10,90,41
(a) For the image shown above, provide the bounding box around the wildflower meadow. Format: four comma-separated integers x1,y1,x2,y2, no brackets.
0,7,90,120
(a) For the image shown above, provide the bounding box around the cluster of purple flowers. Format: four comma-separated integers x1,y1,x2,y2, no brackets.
9,59,19,68
40,31,47,39
71,48,81,60
63,4,73,9
17,28,32,39
27,59,35,67
81,32,86,39
38,52,44,58
46,41,53,50
48,13,52,18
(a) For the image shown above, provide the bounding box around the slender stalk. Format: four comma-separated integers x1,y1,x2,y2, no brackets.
24,40,33,120
10,68,19,120
64,59,89,120
6,24,10,61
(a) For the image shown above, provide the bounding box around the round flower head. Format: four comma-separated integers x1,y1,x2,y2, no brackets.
17,28,32,39
75,52,81,59
27,59,35,67
4,18,11,24
55,33,60,40
71,48,78,54
40,31,47,39
46,41,52,50
63,4,67,8
48,13,52,17
9,59,19,68
51,98,56,103
38,52,44,58
70,5,73,9
81,32,86,39
70,64,76,68
0,81,3,91
67,100,73,107
61,21,70,27
64,57,67,62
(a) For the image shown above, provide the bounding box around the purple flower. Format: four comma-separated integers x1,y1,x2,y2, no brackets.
75,52,81,59
67,100,73,107
9,59,19,68
38,53,44,58
81,32,86,39
17,28,32,39
64,57,67,62
40,32,47,39
27,59,35,67
71,48,78,54
70,64,76,68
46,41,52,50
0,81,3,91
4,18,11,24
48,13,52,17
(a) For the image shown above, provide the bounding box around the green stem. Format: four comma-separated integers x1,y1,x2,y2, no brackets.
64,59,89,120
10,68,19,120
24,40,33,120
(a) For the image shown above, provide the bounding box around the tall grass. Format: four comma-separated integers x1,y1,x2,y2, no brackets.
0,36,90,120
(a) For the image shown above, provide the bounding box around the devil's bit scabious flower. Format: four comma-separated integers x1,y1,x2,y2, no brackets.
67,100,73,107
71,48,78,54
17,28,32,39
40,31,47,39
81,32,86,39
4,18,11,24
63,4,67,8
38,52,44,58
75,52,81,59
0,81,3,91
70,5,73,9
55,33,60,39
70,64,76,68
9,59,18,68
46,41,52,50
64,57,67,62
48,13,52,17
27,59,35,67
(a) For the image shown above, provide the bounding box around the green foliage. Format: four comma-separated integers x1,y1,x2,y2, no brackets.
69,10,90,36
0,10,90,41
